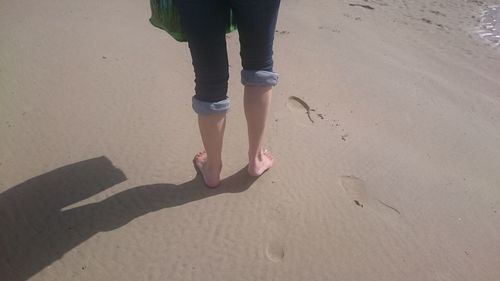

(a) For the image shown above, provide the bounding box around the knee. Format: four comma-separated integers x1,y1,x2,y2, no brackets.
241,70,279,87
192,96,230,115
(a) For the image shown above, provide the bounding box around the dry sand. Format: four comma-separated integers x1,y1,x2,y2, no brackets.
1,0,500,280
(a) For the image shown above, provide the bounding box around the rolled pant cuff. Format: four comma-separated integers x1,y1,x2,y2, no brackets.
192,97,230,115
241,70,279,86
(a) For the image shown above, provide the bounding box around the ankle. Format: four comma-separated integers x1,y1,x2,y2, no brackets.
248,152,259,163
249,151,265,164
206,160,222,172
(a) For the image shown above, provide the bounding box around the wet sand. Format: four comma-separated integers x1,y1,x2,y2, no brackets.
477,5,500,47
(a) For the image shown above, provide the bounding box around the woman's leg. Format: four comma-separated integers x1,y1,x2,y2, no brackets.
196,113,225,187
244,85,273,176
230,0,281,176
176,0,231,186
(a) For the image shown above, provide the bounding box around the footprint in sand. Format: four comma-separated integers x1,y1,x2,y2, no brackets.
339,176,401,220
265,204,295,262
266,240,285,262
287,96,314,123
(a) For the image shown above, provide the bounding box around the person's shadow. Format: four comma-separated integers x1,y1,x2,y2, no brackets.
0,156,257,281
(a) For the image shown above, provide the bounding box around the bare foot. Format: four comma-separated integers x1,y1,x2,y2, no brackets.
248,149,273,177
193,151,221,188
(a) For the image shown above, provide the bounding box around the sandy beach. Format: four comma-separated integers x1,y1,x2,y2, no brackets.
1,0,500,280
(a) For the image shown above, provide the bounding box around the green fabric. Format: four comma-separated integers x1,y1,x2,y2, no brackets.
149,0,237,42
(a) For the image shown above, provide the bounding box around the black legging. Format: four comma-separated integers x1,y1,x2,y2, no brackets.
176,0,281,114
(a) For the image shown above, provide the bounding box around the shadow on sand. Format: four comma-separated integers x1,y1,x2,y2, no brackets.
0,156,256,281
